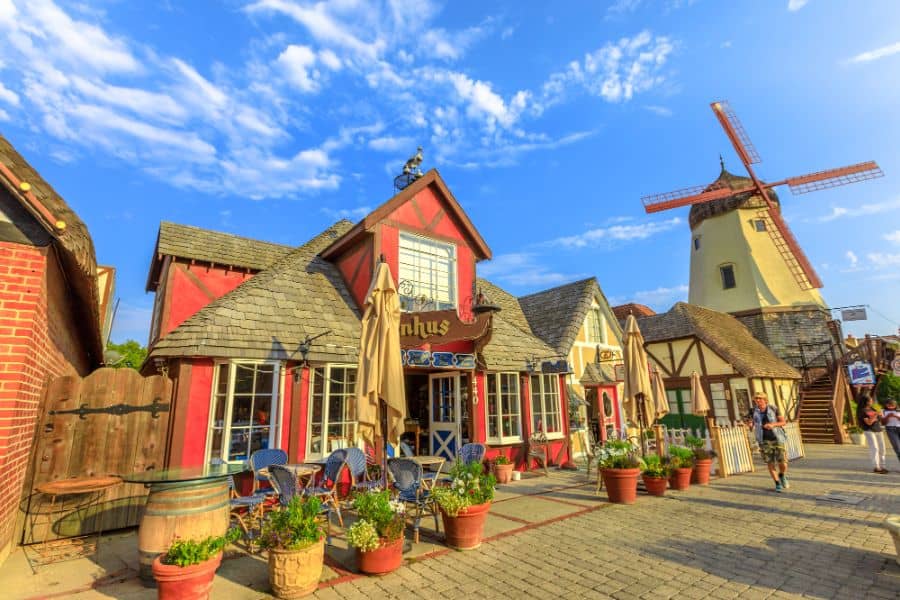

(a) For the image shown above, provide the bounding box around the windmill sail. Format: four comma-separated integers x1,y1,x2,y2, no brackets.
711,101,761,165
757,208,823,290
785,161,883,194
642,183,732,213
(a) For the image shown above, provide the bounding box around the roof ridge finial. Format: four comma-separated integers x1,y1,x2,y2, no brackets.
719,153,725,172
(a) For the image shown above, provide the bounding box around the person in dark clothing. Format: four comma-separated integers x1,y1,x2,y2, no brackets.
748,392,789,492
857,393,888,473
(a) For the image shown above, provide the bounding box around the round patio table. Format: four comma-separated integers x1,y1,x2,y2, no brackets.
120,463,246,585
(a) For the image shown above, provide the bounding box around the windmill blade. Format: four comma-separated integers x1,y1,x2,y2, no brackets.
785,161,883,194
642,183,733,214
711,101,762,166
763,209,824,290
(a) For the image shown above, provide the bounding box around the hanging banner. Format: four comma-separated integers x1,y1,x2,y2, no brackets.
841,307,867,322
399,310,491,345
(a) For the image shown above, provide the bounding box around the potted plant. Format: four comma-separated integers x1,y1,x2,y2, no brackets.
685,436,715,484
345,489,406,575
151,528,239,600
667,446,695,491
597,439,645,504
432,461,496,550
640,454,669,497
258,496,327,599
847,425,865,446
492,455,514,484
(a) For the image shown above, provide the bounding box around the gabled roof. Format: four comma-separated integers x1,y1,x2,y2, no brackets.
479,313,556,372
475,278,533,336
149,221,361,362
320,169,491,261
519,277,623,356
0,134,103,364
611,303,656,321
145,221,297,291
638,302,800,379
581,362,617,385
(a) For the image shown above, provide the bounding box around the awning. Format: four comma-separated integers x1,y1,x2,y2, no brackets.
567,385,587,407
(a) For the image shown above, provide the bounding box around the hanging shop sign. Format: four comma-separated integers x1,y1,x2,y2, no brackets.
401,350,477,370
891,357,900,377
840,307,867,322
540,360,572,374
847,361,875,385
399,310,491,346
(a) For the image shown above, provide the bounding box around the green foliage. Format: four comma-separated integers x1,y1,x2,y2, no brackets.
685,436,716,459
596,439,645,470
432,461,496,517
162,528,240,567
258,496,326,551
876,372,900,404
666,445,695,468
847,425,862,434
346,490,405,550
641,454,669,478
493,455,511,465
105,339,147,370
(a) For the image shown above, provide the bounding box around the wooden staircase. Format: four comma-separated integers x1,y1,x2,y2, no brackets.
798,372,838,443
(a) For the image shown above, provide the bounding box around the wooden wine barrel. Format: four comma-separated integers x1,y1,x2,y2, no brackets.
137,479,229,584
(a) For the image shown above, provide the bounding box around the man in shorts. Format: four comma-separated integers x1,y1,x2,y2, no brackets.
748,392,789,492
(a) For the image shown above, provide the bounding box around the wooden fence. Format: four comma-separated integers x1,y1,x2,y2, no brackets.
783,422,806,461
710,423,755,477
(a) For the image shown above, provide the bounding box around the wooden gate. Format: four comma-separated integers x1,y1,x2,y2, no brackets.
24,368,171,543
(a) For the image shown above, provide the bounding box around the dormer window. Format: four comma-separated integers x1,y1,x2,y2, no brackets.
398,232,457,312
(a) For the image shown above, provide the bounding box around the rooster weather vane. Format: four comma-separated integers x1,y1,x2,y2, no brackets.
394,146,424,192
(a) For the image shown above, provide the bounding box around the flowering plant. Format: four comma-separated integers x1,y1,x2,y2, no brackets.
666,445,696,468
346,489,405,551
596,439,644,470
432,461,496,517
685,435,716,460
257,496,326,551
493,455,511,465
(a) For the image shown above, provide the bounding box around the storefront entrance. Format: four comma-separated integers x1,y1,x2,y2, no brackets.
429,372,461,462
660,388,707,434
586,385,619,442
403,370,472,462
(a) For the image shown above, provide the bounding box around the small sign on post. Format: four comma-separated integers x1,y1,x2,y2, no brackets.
847,361,875,385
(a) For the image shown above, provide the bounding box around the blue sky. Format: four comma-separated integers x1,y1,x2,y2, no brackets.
1,0,898,343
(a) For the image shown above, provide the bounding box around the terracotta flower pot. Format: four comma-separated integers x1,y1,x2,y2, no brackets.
357,537,403,575
601,468,640,504
441,501,491,550
152,552,222,600
669,467,693,491
268,539,325,599
692,459,713,485
493,462,514,484
641,474,668,497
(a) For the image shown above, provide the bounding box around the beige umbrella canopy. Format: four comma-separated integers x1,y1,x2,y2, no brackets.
356,262,407,447
690,371,711,417
622,314,654,428
651,369,670,421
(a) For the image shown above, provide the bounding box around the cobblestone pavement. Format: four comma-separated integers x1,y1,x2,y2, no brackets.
314,444,899,600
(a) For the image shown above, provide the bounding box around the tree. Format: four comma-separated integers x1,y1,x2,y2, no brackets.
105,339,147,370
875,371,900,405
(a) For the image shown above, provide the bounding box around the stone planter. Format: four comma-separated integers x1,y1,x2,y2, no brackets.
669,467,693,491
356,537,403,575
493,462,514,484
268,539,325,599
886,516,900,567
152,552,222,600
601,468,640,504
441,501,491,550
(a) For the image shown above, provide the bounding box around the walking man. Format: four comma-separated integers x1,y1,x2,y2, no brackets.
748,392,789,492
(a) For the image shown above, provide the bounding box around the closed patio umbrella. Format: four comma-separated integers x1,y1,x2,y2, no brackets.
651,369,670,421
356,261,407,469
690,370,711,418
622,314,654,449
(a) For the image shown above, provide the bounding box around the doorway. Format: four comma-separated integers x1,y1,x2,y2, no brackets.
660,388,706,434
429,372,461,462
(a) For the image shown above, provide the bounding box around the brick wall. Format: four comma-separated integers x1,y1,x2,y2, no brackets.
0,241,90,563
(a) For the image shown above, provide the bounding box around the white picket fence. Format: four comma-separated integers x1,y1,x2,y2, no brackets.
711,423,755,477
783,422,805,461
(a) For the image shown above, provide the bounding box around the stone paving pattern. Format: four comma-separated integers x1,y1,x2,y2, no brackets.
4,444,898,599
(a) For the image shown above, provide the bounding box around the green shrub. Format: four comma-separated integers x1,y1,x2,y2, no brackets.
596,439,645,470
493,455,511,465
258,496,326,551
641,454,669,478
432,461,496,517
162,528,240,567
346,489,405,550
667,445,695,468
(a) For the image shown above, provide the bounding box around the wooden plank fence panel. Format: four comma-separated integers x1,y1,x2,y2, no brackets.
712,424,754,477
783,422,805,461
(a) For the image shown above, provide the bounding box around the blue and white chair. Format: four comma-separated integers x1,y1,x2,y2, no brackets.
387,458,439,543
250,448,288,497
345,447,382,493
303,449,346,526
269,465,332,543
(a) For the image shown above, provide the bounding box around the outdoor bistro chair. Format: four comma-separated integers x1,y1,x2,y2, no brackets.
528,431,550,476
250,448,288,496
269,465,332,542
225,475,265,536
387,458,439,544
345,447,382,493
435,442,486,485
302,449,346,526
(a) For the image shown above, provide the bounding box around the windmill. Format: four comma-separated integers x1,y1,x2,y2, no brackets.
641,100,883,291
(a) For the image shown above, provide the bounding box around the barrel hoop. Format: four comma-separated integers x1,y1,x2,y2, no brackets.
150,480,227,494
146,489,228,504
144,499,229,516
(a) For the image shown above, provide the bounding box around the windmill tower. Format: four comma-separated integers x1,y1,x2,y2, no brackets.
641,100,882,369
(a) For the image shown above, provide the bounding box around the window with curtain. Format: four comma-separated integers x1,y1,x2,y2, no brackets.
308,365,357,458
485,373,522,444
530,374,562,437
208,362,278,463
398,232,457,312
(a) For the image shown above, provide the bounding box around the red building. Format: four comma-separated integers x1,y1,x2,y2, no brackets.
146,170,573,470
0,136,105,563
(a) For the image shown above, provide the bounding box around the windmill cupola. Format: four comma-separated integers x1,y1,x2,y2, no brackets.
688,160,780,230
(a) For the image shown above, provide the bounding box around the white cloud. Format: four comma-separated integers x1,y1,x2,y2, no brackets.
788,0,809,11
844,41,900,65
0,107,9,121
277,44,320,92
0,80,18,106
846,250,859,267
611,284,688,310
867,252,900,267
420,24,489,61
478,252,580,288
884,231,900,244
321,205,371,221
318,49,342,70
548,217,681,249
812,197,900,222
644,105,672,117
368,136,414,152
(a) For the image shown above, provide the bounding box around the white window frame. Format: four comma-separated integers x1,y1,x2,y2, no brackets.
530,374,564,439
306,364,358,459
398,232,458,312
586,306,608,345
205,360,281,464
485,372,523,445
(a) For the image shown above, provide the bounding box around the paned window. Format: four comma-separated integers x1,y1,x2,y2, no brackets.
308,365,357,458
587,307,607,344
485,373,522,444
710,382,730,425
720,264,736,289
398,233,457,312
530,374,562,437
208,362,278,463
754,219,767,232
